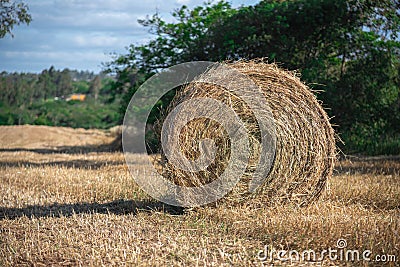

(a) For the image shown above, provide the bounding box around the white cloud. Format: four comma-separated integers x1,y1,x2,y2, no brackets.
2,50,111,72
176,0,191,4
71,34,121,47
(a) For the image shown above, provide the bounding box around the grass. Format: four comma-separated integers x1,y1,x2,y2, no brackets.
0,151,399,266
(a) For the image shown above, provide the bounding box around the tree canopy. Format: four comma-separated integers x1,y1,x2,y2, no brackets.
0,0,31,38
108,0,400,154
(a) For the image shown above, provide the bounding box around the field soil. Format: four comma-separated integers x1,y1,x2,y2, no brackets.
0,125,399,266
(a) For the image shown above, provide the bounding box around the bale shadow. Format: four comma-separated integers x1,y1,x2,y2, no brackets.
0,199,185,220
0,134,154,155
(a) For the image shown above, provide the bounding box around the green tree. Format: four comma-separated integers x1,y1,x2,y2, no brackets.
106,1,236,124
56,68,73,97
0,0,31,38
109,0,400,154
109,1,236,73
89,75,101,101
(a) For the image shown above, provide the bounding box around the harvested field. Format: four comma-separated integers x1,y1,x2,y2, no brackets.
0,126,399,266
0,125,114,150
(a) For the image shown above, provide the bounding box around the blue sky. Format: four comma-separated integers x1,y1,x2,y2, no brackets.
0,0,259,73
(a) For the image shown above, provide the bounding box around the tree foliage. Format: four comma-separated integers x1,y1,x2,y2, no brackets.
107,0,400,155
110,1,236,73
0,0,31,38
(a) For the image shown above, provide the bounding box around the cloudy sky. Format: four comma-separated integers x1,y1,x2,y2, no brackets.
0,0,259,73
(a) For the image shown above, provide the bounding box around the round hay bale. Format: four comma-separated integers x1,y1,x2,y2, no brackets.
157,59,336,206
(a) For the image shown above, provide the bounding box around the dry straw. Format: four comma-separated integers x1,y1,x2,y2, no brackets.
157,59,336,206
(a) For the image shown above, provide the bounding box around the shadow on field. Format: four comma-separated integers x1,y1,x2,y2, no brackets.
0,143,119,155
335,156,400,176
0,199,185,220
0,159,124,169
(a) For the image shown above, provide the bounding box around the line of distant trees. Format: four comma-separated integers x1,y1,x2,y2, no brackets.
0,67,120,128
0,67,110,105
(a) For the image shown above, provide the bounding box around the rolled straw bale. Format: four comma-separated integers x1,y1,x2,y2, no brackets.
158,59,336,206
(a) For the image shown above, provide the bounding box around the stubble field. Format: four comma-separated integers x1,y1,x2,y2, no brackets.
0,126,399,266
